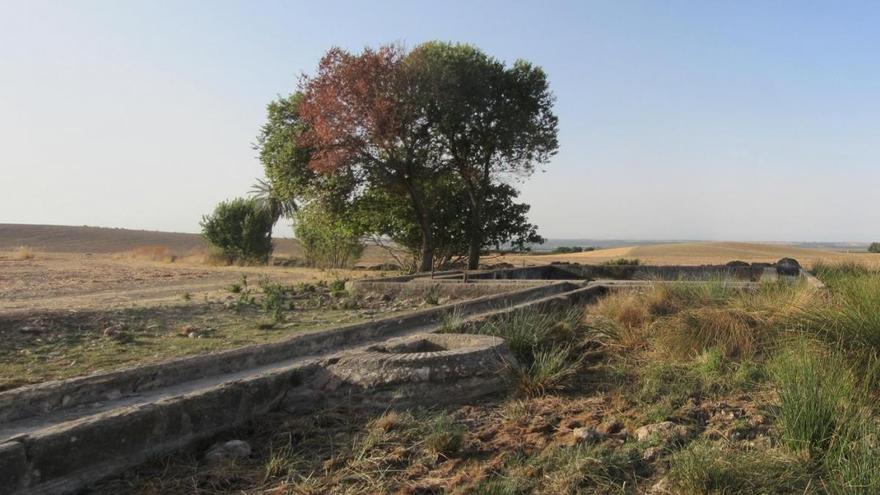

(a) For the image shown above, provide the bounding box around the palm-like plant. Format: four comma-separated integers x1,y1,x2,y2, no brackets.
250,178,298,225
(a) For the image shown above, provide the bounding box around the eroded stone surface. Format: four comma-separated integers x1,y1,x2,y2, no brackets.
314,333,514,408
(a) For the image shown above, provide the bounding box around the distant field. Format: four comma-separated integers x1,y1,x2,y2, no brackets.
0,223,393,264
508,241,880,268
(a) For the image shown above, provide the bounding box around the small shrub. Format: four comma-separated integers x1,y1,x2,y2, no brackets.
201,197,274,264
294,204,364,269
602,258,640,266
259,279,291,322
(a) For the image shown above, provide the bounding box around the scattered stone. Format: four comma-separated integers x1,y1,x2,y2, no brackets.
642,446,662,462
635,421,690,444
102,324,125,338
204,440,251,464
776,257,801,276
649,477,672,494
572,426,600,444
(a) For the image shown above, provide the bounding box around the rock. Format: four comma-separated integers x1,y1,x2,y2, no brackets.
572,426,600,444
634,421,690,444
102,324,124,337
205,440,251,464
642,446,662,461
776,257,801,276
649,477,672,494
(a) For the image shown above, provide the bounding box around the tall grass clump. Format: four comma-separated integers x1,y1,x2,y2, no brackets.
822,416,880,494
657,279,817,360
668,440,812,493
769,341,856,457
471,307,584,396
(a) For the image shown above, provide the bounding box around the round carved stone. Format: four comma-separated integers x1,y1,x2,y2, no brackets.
313,333,513,408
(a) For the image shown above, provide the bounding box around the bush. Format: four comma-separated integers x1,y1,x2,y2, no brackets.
294,205,364,268
201,198,274,264
869,243,880,253
602,258,640,266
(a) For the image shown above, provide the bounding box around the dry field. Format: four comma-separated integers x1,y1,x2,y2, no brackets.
0,223,396,315
507,241,880,268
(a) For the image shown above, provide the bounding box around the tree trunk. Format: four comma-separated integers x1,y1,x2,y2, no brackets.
418,218,434,272
467,203,482,270
466,182,484,270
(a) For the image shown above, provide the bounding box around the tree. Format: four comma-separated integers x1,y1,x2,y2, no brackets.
869,243,880,253
410,42,559,269
297,45,443,272
256,42,555,272
353,180,542,270
201,198,274,264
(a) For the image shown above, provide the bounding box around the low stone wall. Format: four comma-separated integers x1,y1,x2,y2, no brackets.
347,278,558,300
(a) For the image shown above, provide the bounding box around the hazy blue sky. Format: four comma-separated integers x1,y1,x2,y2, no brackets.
2,1,878,241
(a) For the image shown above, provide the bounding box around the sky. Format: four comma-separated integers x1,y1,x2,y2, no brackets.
1,0,879,242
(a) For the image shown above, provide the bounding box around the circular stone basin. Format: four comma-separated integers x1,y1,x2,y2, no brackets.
315,333,513,407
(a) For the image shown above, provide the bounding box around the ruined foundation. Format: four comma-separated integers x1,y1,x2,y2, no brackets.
311,333,514,409
0,259,823,494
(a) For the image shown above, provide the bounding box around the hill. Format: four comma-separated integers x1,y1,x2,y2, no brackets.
0,223,302,256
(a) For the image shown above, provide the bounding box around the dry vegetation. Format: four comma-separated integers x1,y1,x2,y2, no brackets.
0,279,458,391
506,241,880,269
95,261,880,494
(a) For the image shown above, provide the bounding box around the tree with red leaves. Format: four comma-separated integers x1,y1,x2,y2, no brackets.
298,45,442,272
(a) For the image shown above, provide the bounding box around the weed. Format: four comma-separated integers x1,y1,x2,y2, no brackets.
437,307,465,333
423,413,465,457
259,279,290,323
181,291,192,301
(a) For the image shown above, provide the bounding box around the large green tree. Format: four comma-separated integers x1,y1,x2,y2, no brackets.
254,42,556,272
411,42,559,269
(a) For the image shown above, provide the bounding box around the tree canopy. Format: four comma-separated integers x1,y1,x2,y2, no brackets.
254,42,558,271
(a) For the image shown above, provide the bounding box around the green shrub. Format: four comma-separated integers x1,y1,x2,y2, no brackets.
294,204,364,269
201,197,274,264
602,258,640,266
868,243,880,254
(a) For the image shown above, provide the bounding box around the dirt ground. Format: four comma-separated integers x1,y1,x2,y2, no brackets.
0,251,382,316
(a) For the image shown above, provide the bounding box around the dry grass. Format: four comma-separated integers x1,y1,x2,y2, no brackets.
502,241,880,269
12,245,35,260
114,245,178,263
